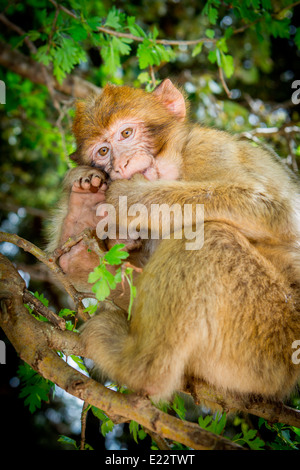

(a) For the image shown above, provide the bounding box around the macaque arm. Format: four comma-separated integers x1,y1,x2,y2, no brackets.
105,176,291,242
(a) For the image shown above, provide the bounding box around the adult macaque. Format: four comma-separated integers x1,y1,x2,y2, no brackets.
49,79,300,403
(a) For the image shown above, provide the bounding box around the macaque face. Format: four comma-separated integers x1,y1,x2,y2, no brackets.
71,80,187,183
86,119,159,181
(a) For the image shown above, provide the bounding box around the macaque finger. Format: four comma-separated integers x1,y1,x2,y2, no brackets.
81,178,91,190
73,180,81,189
91,175,102,187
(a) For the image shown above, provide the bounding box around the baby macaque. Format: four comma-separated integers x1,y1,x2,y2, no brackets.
49,79,300,403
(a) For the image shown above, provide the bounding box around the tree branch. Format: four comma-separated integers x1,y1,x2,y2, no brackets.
0,41,101,99
23,289,66,330
48,0,215,47
0,253,243,450
185,379,300,429
0,231,90,321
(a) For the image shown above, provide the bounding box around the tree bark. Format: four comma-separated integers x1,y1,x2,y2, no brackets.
0,253,243,450
0,41,101,98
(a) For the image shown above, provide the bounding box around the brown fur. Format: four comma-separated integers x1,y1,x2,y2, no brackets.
49,79,300,403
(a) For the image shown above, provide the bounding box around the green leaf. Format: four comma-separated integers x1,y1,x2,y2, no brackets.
261,0,272,10
137,71,151,83
208,49,217,64
91,405,115,436
152,25,159,40
127,17,147,38
84,304,98,316
172,394,186,420
137,39,157,68
295,28,300,50
114,268,123,284
129,420,140,443
221,53,234,78
265,17,290,39
88,265,103,283
101,419,114,436
138,428,147,440
58,308,76,318
52,37,87,83
27,30,41,41
104,243,129,265
58,435,78,449
213,411,227,435
18,363,54,413
91,406,108,421
198,411,227,435
216,37,228,53
70,355,88,372
205,28,215,39
86,16,102,31
233,426,265,450
100,39,121,75
192,42,203,57
105,8,122,30
68,25,88,42
208,6,218,25
224,27,234,39
112,35,132,56
91,278,111,301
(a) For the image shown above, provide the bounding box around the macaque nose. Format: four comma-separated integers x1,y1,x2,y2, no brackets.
114,159,129,176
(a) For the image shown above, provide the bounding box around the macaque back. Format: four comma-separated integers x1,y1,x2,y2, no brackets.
51,79,300,403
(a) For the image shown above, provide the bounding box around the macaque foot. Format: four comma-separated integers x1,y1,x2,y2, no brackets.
58,167,141,275
62,167,108,240
59,168,107,273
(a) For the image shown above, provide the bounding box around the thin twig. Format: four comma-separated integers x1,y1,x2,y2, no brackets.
232,1,300,35
146,428,171,450
218,66,232,99
97,25,215,46
149,65,156,88
48,0,215,46
48,0,300,50
0,13,37,53
0,231,90,321
80,401,90,450
52,228,106,261
23,289,66,330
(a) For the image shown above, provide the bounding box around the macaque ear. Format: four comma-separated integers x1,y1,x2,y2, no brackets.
69,150,80,162
152,79,186,120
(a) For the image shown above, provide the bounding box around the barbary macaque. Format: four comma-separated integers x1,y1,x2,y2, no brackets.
49,79,300,403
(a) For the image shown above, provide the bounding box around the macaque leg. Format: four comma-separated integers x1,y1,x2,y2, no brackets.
81,222,300,402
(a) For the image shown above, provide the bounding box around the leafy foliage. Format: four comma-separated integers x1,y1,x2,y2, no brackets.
58,435,93,450
17,362,54,413
91,406,115,437
88,243,137,318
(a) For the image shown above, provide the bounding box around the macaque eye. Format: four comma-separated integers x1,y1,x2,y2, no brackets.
121,128,133,139
98,147,109,157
